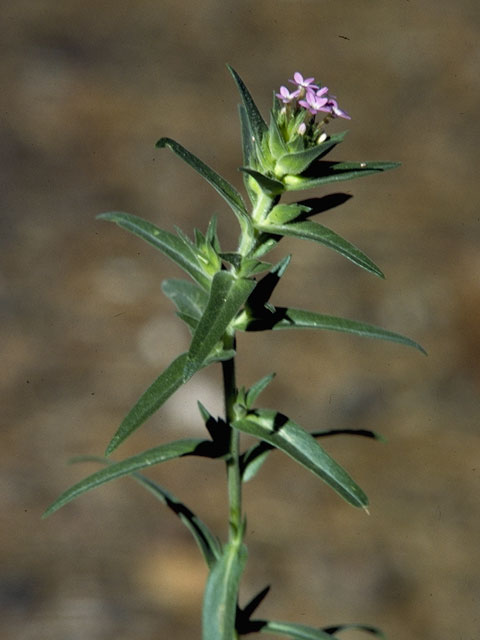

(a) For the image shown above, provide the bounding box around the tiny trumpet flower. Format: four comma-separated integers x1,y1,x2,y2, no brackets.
298,86,330,114
289,71,319,91
44,64,424,640
275,85,300,104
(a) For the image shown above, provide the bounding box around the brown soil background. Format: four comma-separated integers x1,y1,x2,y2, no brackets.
2,1,479,639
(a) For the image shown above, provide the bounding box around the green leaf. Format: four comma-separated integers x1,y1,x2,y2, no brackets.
245,373,276,408
256,619,340,640
275,132,348,176
233,409,368,509
240,428,383,483
227,65,268,147
68,456,221,568
323,623,386,638
43,438,219,518
284,161,400,191
241,445,271,482
202,539,247,640
156,138,252,233
97,212,211,290
256,220,384,278
266,203,311,225
206,215,221,253
246,307,425,354
162,278,209,323
238,104,257,202
105,353,190,455
240,168,285,196
184,271,255,380
268,112,288,158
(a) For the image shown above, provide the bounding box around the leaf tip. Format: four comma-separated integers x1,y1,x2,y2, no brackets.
104,440,117,457
155,137,170,149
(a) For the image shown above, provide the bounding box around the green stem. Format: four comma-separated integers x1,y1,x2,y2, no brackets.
222,329,242,543
251,191,278,224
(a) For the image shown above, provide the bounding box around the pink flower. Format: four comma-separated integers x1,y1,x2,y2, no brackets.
289,72,318,91
298,87,329,115
324,97,351,120
276,85,301,104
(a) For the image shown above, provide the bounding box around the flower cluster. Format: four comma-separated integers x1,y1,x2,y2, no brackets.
276,71,351,121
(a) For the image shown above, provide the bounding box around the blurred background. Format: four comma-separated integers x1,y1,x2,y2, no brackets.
2,1,479,639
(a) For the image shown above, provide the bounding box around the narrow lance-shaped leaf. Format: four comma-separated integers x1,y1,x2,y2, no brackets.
256,219,384,278
245,372,276,408
202,539,247,640
233,409,368,510
244,307,426,354
162,278,209,325
184,271,255,380
275,132,348,176
284,161,400,191
227,65,268,146
241,428,383,483
105,352,190,455
68,456,221,568
42,438,218,518
240,167,285,197
156,137,250,227
98,212,211,290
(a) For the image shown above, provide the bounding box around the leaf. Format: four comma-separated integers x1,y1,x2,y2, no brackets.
268,112,288,158
68,456,221,568
202,539,247,640
43,439,219,518
266,203,311,225
156,138,252,234
184,271,255,380
256,619,340,640
243,307,426,354
275,132,348,176
105,353,190,455
322,623,386,638
232,409,368,509
245,372,276,408
227,65,268,147
240,428,383,483
97,212,211,290
162,278,209,323
241,445,271,482
256,219,384,278
238,104,257,202
284,161,400,191
240,167,285,196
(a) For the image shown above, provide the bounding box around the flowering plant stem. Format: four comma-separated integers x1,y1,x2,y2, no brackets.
223,332,243,542
44,66,425,640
